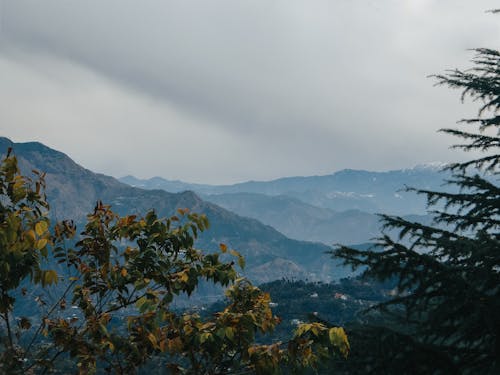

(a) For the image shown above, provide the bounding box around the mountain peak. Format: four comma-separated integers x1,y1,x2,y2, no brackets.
0,137,15,150
0,137,69,159
412,162,449,171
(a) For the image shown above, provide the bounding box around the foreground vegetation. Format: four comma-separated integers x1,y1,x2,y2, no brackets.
0,152,348,374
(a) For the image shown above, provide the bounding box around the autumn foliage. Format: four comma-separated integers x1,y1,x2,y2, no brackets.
0,150,348,374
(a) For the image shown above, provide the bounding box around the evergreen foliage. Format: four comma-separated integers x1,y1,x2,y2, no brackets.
333,41,499,373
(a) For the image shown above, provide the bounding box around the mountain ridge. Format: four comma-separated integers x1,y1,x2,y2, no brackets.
120,165,452,216
0,137,349,283
121,162,449,189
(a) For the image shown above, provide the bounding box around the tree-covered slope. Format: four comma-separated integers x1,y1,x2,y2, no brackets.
0,137,350,283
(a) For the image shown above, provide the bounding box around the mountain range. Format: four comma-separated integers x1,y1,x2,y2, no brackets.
120,166,446,244
0,137,350,283
1,137,448,283
120,165,450,216
203,193,433,244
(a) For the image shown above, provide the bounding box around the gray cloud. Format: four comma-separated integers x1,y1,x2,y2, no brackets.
0,0,498,183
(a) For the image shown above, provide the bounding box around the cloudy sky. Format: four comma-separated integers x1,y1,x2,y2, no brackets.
0,1,498,184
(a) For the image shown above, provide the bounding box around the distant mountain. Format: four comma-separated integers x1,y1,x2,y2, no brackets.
203,193,377,244
120,166,452,216
0,137,349,283
203,192,433,245
120,175,213,193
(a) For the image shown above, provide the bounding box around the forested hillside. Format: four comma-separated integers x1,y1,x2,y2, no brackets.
0,137,351,283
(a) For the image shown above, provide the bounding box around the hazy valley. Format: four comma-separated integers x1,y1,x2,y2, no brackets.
1,137,445,286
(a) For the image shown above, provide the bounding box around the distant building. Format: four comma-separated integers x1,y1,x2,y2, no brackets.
334,293,347,300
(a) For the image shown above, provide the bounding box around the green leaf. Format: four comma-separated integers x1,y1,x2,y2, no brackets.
42,270,58,286
238,255,246,270
200,332,212,344
225,327,234,341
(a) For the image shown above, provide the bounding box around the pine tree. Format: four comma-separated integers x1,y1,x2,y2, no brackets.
333,35,499,374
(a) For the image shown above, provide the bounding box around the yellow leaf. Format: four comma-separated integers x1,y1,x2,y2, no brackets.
184,324,193,335
295,323,310,337
35,221,48,236
36,238,48,250
310,323,322,337
177,208,189,215
26,229,36,241
219,243,227,253
148,333,158,347
120,268,128,277
329,327,350,358
180,271,189,283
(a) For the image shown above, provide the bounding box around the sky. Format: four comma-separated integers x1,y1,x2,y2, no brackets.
0,0,498,184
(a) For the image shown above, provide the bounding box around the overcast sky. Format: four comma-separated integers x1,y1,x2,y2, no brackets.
0,1,498,184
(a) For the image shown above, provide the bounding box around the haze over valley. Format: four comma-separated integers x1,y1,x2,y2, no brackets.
1,136,445,284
